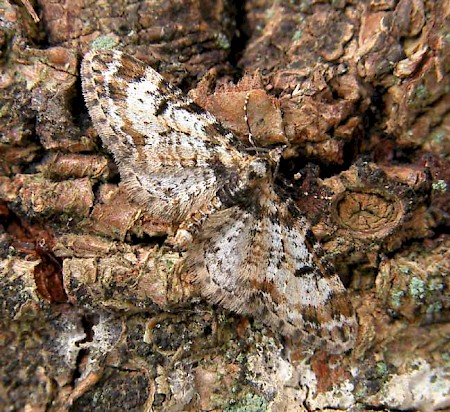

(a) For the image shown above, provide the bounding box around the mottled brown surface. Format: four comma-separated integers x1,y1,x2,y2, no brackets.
0,0,449,411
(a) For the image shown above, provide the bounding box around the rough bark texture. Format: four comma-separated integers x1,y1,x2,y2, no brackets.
0,0,449,411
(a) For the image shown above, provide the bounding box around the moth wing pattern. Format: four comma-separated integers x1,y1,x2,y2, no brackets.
81,49,246,222
182,188,357,353
81,49,357,353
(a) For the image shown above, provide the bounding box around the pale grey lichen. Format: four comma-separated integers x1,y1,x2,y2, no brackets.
91,35,120,50
432,180,447,193
379,358,450,410
409,276,426,301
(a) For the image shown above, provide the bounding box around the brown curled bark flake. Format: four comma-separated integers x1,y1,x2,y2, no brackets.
85,184,174,241
0,0,449,411
40,153,111,180
191,72,287,146
2,207,66,303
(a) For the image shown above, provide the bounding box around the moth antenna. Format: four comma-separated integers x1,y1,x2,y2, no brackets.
243,92,256,146
243,146,271,153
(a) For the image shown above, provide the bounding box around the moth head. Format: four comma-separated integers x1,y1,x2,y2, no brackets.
247,158,270,181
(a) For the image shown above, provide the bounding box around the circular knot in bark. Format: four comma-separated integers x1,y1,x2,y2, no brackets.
333,188,403,238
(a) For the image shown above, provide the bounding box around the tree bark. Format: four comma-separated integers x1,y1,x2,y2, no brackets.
0,0,449,411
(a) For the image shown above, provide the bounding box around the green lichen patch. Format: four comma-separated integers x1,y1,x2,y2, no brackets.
225,393,268,412
376,238,449,322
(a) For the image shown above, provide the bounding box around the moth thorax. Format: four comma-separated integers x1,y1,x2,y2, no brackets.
247,158,271,181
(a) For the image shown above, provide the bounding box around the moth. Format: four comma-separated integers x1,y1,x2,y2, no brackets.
81,49,357,353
